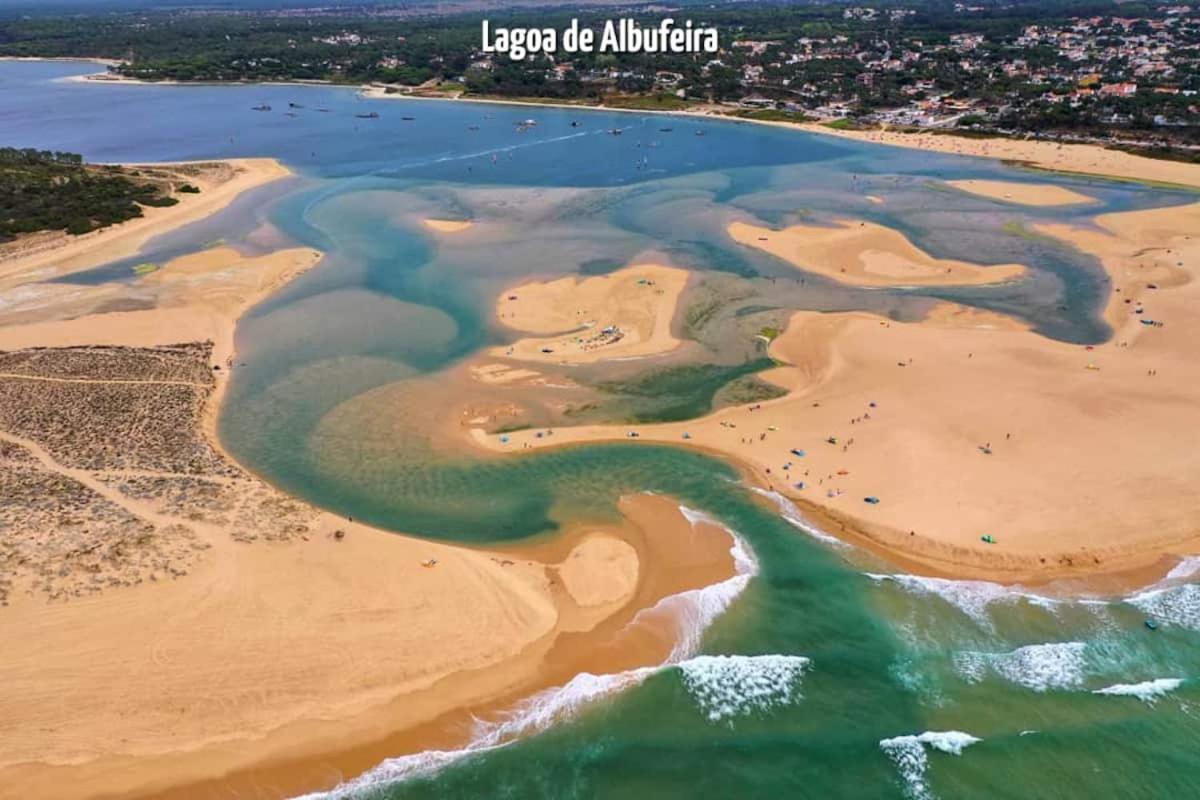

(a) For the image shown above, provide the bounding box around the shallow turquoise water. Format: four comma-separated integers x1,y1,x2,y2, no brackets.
5,60,1199,800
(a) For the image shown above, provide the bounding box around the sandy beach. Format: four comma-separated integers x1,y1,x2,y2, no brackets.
798,124,1200,190
493,263,690,365
472,200,1200,584
0,168,737,798
728,218,1028,287
0,158,291,286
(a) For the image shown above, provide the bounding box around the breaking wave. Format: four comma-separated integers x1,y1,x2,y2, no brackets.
1093,678,1186,703
954,642,1087,692
879,731,982,800
750,487,845,547
678,654,810,722
1127,583,1200,631
296,506,782,798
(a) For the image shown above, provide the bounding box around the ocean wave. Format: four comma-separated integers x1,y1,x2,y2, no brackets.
879,730,982,800
865,572,1066,629
1093,678,1186,703
678,654,810,722
954,642,1087,692
296,506,770,798
1127,583,1200,631
750,487,846,547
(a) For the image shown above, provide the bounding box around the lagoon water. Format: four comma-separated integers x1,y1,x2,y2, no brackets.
4,60,1200,799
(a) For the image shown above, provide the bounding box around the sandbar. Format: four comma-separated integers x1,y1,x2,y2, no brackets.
493,263,689,365
946,179,1097,206
474,201,1200,583
0,159,291,286
423,218,474,233
729,218,1027,287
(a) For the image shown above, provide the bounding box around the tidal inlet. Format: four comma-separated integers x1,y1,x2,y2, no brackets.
1,56,1199,800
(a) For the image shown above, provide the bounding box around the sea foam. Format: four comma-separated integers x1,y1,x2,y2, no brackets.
750,487,845,547
954,642,1087,692
297,507,783,798
879,731,982,800
678,654,810,722
1093,678,1185,703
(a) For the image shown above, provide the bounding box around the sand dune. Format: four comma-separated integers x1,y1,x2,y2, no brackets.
0,238,735,797
946,179,1097,206
729,218,1027,287
493,263,689,365
474,202,1200,583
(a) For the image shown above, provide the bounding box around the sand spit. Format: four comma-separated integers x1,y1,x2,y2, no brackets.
0,341,736,800
729,219,1027,287
422,218,474,233
0,158,291,286
493,263,689,365
473,201,1200,583
945,179,1097,207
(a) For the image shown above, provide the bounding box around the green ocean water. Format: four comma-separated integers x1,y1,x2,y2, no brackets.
7,60,1199,800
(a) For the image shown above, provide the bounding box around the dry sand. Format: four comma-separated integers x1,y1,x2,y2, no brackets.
729,218,1027,287
493,263,689,365
473,201,1200,583
945,179,1097,206
422,218,474,233
0,159,290,286
0,211,736,796
801,124,1200,190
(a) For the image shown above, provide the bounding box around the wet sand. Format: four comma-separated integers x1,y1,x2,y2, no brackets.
728,219,1028,287
945,179,1097,206
472,201,1200,584
0,239,736,797
0,159,291,286
493,263,689,365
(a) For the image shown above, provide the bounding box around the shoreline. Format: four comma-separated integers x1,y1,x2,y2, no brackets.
467,199,1200,588
0,158,294,286
53,62,1200,191
0,178,742,798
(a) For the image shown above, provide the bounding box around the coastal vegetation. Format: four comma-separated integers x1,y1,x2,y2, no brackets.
1,1,1196,155
0,147,178,241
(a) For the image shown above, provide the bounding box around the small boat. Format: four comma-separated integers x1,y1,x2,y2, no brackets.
289,102,304,109
401,115,415,121
695,129,706,136
659,127,673,132
981,534,996,544
864,496,880,505
520,119,537,126
355,112,380,119
252,104,271,112
467,125,480,131
1145,619,1159,631
609,128,623,135
570,121,581,127
315,108,331,113
790,449,806,458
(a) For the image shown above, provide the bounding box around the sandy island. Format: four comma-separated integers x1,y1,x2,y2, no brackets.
473,200,1200,584
945,179,1097,207
422,218,474,233
492,263,690,365
0,181,736,797
729,218,1028,287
